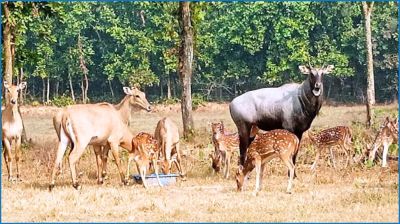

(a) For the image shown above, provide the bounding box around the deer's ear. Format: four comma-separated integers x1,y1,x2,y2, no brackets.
123,87,133,95
4,81,10,89
324,65,334,74
18,82,27,90
238,165,244,173
299,65,311,75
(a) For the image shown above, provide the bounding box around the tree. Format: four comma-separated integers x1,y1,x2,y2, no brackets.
362,1,375,127
2,3,13,104
178,2,194,138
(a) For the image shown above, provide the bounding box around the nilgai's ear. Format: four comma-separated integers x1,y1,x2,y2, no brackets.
4,81,10,89
18,82,27,90
324,65,334,74
299,65,311,75
123,87,133,95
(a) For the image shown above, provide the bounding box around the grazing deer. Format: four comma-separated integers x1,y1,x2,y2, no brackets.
308,126,353,171
128,132,162,188
2,81,27,181
209,121,239,178
235,129,299,195
369,117,398,167
154,117,185,179
49,86,151,190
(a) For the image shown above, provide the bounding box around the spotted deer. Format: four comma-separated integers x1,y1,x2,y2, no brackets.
2,81,27,182
154,117,185,179
369,117,398,167
308,126,353,171
235,129,299,195
128,132,162,188
209,121,239,178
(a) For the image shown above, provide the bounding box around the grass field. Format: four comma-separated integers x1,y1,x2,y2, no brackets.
2,102,399,222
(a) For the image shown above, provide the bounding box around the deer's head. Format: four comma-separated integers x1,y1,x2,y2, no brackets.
211,121,224,139
123,86,152,112
299,64,334,97
4,81,26,105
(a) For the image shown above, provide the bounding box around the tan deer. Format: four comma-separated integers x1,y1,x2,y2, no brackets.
308,126,353,171
209,121,239,178
369,117,398,167
2,81,27,181
128,132,162,188
49,86,151,190
235,129,299,195
154,117,185,179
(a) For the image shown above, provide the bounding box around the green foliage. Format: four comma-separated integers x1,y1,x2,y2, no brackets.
51,95,75,107
192,93,206,110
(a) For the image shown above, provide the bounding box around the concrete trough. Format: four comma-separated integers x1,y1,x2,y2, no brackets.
131,173,179,187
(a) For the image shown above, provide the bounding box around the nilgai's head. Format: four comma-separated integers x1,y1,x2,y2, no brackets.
299,64,334,97
161,160,170,174
235,165,245,191
123,86,152,112
211,122,224,138
209,152,221,173
4,81,26,105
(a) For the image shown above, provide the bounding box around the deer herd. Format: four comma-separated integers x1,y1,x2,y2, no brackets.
1,78,399,196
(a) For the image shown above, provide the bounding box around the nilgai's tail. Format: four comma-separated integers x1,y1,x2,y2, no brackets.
53,110,63,141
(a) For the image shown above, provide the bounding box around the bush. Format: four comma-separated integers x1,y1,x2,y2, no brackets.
52,95,75,107
192,93,206,110
31,101,41,107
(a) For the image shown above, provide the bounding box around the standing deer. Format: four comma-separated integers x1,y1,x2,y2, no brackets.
235,129,299,195
308,126,353,171
49,86,151,190
369,117,399,167
154,117,185,178
2,81,27,181
209,121,239,178
129,132,162,188
230,65,334,170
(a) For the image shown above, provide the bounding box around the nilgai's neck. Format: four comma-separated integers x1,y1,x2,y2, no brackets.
4,103,20,121
299,80,322,117
120,127,134,152
115,95,131,125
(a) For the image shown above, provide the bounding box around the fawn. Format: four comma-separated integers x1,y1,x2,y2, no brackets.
369,117,398,167
235,129,299,195
308,126,352,171
209,121,239,178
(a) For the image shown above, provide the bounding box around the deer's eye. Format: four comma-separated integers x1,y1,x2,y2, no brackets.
135,95,140,98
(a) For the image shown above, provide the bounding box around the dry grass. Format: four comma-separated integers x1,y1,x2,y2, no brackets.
2,103,399,222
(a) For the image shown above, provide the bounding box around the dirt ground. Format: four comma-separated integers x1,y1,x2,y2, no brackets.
2,102,399,222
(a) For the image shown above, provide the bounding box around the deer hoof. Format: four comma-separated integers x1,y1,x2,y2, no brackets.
97,179,104,185
49,184,55,192
72,183,82,190
123,179,129,186
286,190,292,194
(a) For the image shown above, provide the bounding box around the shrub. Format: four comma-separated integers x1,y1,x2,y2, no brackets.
52,95,75,107
192,93,206,110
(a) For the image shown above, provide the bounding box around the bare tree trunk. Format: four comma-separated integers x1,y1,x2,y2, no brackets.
55,80,59,97
46,77,50,102
81,79,85,103
68,72,75,102
19,67,25,103
3,3,13,105
84,73,89,103
167,74,172,99
362,1,375,127
42,78,45,103
178,2,195,138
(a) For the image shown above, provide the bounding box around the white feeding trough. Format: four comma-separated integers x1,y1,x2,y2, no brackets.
131,173,179,187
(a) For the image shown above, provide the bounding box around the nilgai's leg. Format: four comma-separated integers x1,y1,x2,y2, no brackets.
109,143,128,185
15,136,22,181
93,145,104,184
101,145,110,179
382,142,389,167
311,146,320,171
238,127,251,166
283,155,295,194
49,134,69,191
68,141,88,190
3,139,13,181
253,157,262,196
173,143,186,179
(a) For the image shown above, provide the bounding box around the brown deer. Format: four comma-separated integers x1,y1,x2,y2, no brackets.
128,132,162,188
154,117,185,179
235,129,299,195
308,126,353,171
369,117,398,167
49,86,151,190
2,81,27,181
209,121,245,178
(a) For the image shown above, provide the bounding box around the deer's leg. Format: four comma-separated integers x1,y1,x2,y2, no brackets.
311,146,320,171
49,132,69,191
369,143,380,162
126,153,134,183
152,158,163,187
283,155,295,194
259,163,266,190
68,141,88,190
225,152,231,179
3,139,13,181
109,143,127,185
173,143,186,179
93,145,103,185
340,144,350,168
253,158,262,196
101,145,110,179
382,142,389,167
329,147,337,169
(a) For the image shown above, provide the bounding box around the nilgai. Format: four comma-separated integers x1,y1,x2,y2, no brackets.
230,65,334,168
308,126,353,170
2,81,27,181
235,129,299,195
154,117,186,178
369,117,398,167
49,86,151,190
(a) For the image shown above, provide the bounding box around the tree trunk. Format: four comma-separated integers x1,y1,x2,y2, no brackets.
42,78,45,103
81,79,85,103
167,74,172,99
178,2,195,138
68,72,75,102
84,73,89,103
108,80,114,98
55,80,59,97
46,77,50,103
3,3,13,105
362,1,375,127
19,67,25,103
